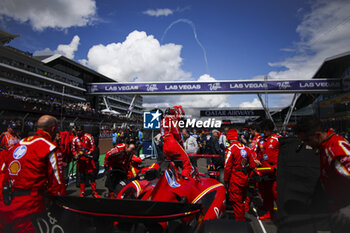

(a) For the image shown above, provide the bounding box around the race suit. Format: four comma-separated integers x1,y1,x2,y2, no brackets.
0,130,65,233
245,133,262,209
0,131,20,149
224,141,256,221
161,114,193,177
71,133,96,192
319,130,350,210
128,156,142,179
249,133,262,160
104,144,133,196
259,133,280,216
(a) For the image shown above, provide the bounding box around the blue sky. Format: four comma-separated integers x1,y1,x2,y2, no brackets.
1,0,350,108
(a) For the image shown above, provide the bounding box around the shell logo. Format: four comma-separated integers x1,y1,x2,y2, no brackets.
8,160,21,176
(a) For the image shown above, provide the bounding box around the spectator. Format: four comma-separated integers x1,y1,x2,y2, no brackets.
219,127,229,150
182,129,199,167
206,129,222,166
0,123,20,150
112,129,118,146
116,131,127,144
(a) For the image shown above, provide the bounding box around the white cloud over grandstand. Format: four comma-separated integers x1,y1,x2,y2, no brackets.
143,8,173,17
82,30,230,108
33,35,80,59
0,0,96,31
82,30,191,82
263,0,350,108
268,0,350,81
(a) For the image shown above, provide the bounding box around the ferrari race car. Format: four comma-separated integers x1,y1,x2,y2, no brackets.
33,160,253,233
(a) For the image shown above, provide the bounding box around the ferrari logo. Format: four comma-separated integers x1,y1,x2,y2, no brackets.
8,160,21,176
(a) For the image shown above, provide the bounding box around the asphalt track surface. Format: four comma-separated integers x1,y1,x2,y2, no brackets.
66,155,277,233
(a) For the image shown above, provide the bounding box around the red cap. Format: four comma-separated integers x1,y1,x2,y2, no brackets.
226,129,238,140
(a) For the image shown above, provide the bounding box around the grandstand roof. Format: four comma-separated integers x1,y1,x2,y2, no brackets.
293,50,350,116
0,29,19,45
40,54,116,83
313,50,350,79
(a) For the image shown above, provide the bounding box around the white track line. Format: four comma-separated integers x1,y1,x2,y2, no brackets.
252,207,267,233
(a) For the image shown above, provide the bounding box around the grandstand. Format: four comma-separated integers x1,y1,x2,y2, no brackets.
0,29,143,134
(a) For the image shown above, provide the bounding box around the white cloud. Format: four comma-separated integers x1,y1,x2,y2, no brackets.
239,98,262,108
143,8,173,17
0,0,96,31
33,35,80,59
268,0,350,81
84,30,191,82
142,6,190,17
265,0,350,108
82,31,230,108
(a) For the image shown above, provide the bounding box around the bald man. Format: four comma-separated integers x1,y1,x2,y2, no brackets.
0,115,66,233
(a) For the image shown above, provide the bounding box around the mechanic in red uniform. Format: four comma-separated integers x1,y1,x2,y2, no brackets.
296,117,350,232
244,124,263,211
258,119,280,221
104,143,135,198
249,124,263,166
161,105,193,177
0,122,20,150
224,128,256,221
128,155,143,179
0,115,66,233
71,125,100,198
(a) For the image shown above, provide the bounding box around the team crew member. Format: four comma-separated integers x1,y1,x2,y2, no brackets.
258,119,280,221
128,155,143,179
296,117,350,232
224,129,256,221
0,115,66,233
0,123,20,150
104,143,135,198
161,105,193,177
244,124,262,211
71,125,100,198
249,124,263,166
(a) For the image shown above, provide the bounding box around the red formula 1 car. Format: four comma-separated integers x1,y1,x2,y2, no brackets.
114,160,226,231
33,160,252,233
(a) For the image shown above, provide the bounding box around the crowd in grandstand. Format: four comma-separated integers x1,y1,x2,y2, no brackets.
0,91,142,124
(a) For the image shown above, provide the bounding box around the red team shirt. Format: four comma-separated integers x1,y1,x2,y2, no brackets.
260,133,280,166
161,114,183,144
249,133,262,160
71,133,96,173
224,141,255,187
319,130,350,210
0,130,65,226
104,143,131,171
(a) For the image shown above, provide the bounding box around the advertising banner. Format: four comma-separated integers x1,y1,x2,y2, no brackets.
87,79,341,95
